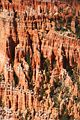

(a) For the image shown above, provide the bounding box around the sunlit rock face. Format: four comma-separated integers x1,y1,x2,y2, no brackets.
0,52,5,73
0,0,80,120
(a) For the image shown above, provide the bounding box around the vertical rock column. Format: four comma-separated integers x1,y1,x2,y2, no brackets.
0,18,7,73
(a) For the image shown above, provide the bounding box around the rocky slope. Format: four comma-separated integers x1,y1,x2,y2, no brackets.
0,0,80,120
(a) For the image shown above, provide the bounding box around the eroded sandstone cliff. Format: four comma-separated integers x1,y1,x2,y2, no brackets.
0,0,80,120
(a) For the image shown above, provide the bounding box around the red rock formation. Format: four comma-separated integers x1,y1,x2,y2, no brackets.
0,0,80,120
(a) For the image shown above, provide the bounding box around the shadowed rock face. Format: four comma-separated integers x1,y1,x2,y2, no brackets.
0,1,80,120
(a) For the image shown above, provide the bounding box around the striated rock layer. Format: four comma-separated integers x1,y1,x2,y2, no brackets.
0,0,80,120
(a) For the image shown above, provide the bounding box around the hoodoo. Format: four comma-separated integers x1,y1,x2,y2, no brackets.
0,0,80,120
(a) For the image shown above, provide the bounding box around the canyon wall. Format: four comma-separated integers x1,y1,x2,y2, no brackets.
0,0,80,120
